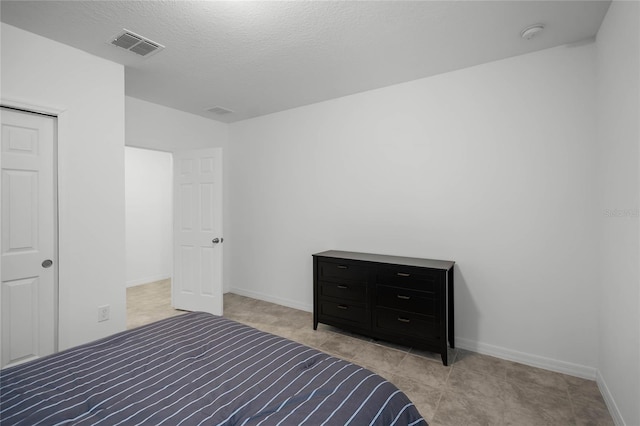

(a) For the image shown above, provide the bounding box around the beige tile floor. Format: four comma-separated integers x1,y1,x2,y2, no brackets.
127,280,613,426
126,279,186,329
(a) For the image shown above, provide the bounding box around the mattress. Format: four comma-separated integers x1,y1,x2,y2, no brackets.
1,312,427,425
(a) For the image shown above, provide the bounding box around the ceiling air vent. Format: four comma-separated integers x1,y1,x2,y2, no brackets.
207,106,234,115
109,29,164,57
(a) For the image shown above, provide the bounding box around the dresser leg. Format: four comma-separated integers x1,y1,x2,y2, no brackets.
441,351,448,366
448,267,455,349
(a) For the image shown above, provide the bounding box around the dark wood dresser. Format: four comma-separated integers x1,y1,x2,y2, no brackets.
312,250,455,365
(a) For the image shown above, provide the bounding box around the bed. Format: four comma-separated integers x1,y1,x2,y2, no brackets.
1,312,426,425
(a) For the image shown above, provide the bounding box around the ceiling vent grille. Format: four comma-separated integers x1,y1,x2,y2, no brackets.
109,29,164,57
207,106,234,115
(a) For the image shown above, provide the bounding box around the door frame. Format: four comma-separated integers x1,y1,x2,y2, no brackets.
1,97,63,360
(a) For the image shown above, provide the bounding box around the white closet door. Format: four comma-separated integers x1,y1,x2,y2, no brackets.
1,108,56,368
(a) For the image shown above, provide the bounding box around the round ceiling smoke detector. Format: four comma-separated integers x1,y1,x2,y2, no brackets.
521,24,544,40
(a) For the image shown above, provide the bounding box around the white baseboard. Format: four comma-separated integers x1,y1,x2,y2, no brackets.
126,274,171,288
228,287,312,313
596,370,626,426
455,337,597,380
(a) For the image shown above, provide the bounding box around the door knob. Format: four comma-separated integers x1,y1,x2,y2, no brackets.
42,259,53,268
212,238,223,244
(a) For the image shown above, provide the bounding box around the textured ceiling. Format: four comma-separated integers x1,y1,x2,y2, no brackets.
1,1,610,123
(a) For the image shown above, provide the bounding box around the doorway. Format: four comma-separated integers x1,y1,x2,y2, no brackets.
125,146,224,328
124,147,174,328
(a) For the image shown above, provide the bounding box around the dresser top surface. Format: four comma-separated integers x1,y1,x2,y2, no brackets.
313,250,455,270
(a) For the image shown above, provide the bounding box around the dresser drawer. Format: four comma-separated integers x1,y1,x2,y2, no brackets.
317,260,368,284
375,266,440,293
374,307,440,340
319,280,367,302
318,300,368,326
375,285,438,317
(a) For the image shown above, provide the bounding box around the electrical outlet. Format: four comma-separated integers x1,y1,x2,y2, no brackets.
98,305,110,322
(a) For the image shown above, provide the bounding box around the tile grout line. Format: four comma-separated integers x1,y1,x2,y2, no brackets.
565,382,579,425
430,360,454,424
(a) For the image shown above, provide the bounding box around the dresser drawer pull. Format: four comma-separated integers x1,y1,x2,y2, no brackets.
337,285,348,289
337,305,348,310
396,272,411,277
337,265,348,269
396,294,411,300
397,317,411,323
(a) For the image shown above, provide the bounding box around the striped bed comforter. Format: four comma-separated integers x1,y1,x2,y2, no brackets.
1,312,426,425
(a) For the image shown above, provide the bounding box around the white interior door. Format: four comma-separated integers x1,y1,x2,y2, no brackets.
173,148,223,315
0,108,56,368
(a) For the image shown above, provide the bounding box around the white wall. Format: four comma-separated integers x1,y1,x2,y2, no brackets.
125,147,172,287
126,97,228,153
596,2,640,425
229,43,600,377
125,97,232,291
1,23,126,350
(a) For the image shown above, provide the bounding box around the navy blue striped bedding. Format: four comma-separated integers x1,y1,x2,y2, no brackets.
1,312,426,425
